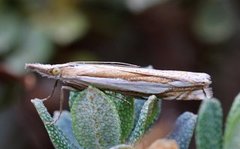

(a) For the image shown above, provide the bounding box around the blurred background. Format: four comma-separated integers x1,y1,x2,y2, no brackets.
0,0,240,148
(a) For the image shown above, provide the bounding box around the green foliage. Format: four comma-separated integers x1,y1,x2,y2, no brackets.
128,95,161,144
167,112,197,149
31,99,80,149
70,87,121,149
106,91,135,143
33,87,240,149
133,99,145,127
196,98,223,149
32,86,163,149
223,93,240,149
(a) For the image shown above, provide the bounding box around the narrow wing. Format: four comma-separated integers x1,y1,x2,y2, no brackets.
63,76,213,100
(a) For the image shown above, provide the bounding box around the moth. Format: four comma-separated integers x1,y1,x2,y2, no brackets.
25,61,212,100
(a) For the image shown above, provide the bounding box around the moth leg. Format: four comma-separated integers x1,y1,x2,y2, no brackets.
49,86,77,125
43,80,59,101
202,88,207,97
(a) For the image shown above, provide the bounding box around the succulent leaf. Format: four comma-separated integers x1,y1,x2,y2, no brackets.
223,93,240,149
167,112,197,149
31,99,80,149
196,99,223,149
128,95,161,144
134,99,145,127
106,91,135,143
70,86,121,149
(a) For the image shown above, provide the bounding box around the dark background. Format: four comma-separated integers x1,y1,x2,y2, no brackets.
0,0,240,148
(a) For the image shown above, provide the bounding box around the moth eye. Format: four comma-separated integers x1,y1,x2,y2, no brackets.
50,68,61,75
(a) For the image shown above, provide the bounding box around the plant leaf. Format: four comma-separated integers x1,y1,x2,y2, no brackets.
196,99,223,149
167,112,197,149
31,99,80,149
106,91,134,143
70,86,121,149
128,95,161,144
223,93,240,149
68,91,85,109
133,99,145,127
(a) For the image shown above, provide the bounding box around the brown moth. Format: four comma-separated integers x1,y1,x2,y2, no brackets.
25,61,212,100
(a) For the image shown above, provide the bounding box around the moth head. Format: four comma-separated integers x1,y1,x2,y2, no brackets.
25,63,62,79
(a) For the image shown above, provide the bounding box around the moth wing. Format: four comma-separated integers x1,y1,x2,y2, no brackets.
64,76,170,94
64,76,212,100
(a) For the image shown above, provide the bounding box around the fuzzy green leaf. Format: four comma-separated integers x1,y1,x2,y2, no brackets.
31,99,80,149
68,91,85,109
133,99,145,127
70,86,121,149
106,91,134,143
196,99,223,149
223,93,240,149
128,95,161,144
167,112,197,149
